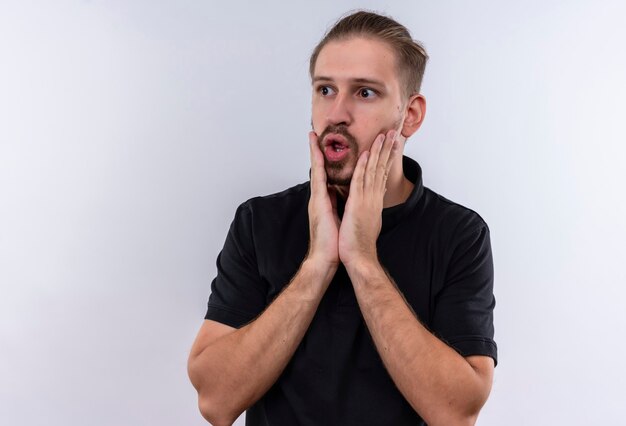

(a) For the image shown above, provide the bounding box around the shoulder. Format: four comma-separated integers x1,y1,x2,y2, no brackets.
421,186,491,243
231,181,310,234
240,181,310,213
227,182,310,264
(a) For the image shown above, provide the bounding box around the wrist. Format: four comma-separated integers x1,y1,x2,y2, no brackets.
340,241,379,268
284,257,338,304
343,256,382,280
301,256,338,285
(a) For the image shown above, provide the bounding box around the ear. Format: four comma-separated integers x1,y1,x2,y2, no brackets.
401,94,426,139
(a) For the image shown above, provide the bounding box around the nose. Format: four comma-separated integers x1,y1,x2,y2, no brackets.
326,93,352,126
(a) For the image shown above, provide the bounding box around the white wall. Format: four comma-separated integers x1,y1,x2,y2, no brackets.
1,1,625,424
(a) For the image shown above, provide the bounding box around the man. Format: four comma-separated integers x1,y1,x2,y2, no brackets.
188,11,497,426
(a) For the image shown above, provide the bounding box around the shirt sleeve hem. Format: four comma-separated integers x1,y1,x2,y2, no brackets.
204,304,256,329
445,336,498,367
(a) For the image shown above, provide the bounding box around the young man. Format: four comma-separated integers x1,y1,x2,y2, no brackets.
188,11,497,426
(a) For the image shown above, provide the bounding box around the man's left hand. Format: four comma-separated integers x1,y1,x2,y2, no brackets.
338,129,399,267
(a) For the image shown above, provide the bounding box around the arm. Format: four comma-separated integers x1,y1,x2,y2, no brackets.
188,259,335,426
187,132,339,425
338,130,493,425
346,261,493,425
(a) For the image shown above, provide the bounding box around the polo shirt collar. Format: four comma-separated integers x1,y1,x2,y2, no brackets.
329,155,424,231
381,155,424,232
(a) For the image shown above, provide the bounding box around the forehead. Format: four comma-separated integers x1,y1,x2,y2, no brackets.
313,37,401,89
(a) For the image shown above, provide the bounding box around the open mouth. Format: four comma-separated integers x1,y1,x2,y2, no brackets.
331,141,346,152
323,134,351,162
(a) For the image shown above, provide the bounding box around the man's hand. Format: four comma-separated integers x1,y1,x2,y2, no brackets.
338,130,399,267
307,131,341,270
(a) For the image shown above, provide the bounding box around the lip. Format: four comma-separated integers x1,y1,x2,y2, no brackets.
323,133,349,148
322,133,351,162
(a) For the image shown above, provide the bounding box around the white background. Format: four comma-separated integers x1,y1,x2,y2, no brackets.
2,1,625,425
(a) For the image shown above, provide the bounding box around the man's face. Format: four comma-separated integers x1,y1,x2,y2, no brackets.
311,36,406,186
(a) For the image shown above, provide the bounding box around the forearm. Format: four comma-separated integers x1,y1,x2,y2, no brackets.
189,259,335,425
347,260,491,426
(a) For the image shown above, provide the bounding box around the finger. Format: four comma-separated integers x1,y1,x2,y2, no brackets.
385,131,400,177
375,129,397,191
378,129,396,169
349,150,369,196
365,133,385,188
308,132,326,195
327,185,340,221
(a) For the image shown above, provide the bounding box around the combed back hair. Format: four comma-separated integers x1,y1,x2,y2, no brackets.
309,10,429,99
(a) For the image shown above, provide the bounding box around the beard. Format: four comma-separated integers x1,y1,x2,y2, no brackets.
317,125,359,186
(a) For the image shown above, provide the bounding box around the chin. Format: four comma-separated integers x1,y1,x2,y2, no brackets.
324,154,357,185
325,167,353,186
327,177,352,186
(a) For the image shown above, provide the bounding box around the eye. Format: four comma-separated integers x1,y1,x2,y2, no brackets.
318,85,335,96
359,88,377,99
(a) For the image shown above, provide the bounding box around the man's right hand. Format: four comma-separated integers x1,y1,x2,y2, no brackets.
190,141,340,423
307,131,340,271
187,132,344,425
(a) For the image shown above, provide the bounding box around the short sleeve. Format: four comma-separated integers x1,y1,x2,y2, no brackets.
432,222,498,366
204,202,268,328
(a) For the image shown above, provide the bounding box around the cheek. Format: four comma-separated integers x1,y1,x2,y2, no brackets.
310,112,323,133
358,110,398,138
358,102,399,125
311,102,329,131
375,109,404,134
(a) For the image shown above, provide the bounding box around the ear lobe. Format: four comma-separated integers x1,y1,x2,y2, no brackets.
401,94,426,139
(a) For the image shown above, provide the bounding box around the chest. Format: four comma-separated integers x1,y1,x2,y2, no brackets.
259,222,449,327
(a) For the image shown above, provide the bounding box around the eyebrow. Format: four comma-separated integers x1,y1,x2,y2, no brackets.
313,76,386,88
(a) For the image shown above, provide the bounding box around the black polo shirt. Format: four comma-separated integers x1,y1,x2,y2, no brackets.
205,156,497,425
